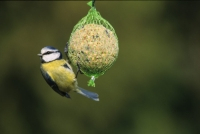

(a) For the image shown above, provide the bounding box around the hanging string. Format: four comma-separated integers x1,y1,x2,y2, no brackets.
87,0,96,8
92,0,96,7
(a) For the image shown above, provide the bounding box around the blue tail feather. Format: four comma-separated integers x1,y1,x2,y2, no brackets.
78,87,99,101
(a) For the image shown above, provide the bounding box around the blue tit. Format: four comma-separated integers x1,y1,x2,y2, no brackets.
38,46,99,101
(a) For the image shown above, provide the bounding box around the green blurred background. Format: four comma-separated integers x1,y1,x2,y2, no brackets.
1,1,200,134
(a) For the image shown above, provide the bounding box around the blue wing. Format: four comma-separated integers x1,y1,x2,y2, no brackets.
40,67,71,98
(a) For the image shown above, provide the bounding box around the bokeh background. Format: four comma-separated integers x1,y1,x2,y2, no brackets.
1,1,200,134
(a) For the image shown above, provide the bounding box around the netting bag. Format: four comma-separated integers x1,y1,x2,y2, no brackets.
67,1,119,87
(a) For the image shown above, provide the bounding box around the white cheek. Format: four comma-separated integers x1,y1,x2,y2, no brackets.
43,53,60,62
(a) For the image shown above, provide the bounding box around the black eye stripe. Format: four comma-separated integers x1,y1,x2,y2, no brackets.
46,51,51,54
43,50,58,55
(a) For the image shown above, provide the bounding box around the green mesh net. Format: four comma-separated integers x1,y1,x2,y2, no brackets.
67,1,119,87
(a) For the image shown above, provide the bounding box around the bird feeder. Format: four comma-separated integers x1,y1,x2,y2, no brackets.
67,1,119,87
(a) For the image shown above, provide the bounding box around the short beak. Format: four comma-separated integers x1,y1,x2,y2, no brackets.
37,53,42,57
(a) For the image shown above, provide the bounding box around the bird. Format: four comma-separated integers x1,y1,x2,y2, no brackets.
38,46,99,101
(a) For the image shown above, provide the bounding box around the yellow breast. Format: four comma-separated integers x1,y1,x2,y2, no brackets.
42,59,77,93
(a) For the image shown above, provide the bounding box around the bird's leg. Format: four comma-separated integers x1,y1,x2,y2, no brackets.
75,63,83,78
64,42,68,53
